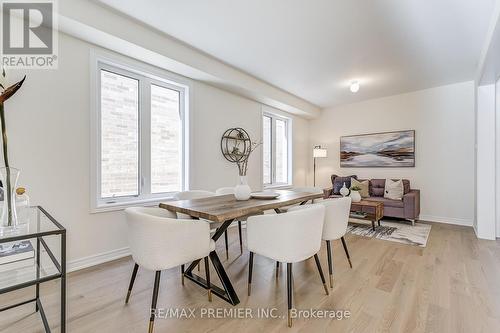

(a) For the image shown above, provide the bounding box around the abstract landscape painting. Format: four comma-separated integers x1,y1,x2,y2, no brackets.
340,130,415,167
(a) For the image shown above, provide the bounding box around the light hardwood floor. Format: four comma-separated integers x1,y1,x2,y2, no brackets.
1,221,500,332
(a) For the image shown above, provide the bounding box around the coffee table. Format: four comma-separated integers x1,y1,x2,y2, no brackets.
349,200,384,231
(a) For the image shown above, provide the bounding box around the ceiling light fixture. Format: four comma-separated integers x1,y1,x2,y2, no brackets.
350,81,360,93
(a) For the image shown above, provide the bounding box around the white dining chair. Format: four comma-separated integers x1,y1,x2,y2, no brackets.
319,197,353,288
246,204,327,327
124,207,215,333
173,190,232,260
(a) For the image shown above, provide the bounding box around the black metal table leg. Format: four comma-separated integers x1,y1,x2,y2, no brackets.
36,211,41,313
224,230,229,260
204,257,212,302
183,219,240,305
37,299,50,332
36,237,40,312
61,231,66,333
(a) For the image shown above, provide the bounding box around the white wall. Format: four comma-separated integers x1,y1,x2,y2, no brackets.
5,32,309,268
309,82,475,226
476,84,497,239
190,84,309,191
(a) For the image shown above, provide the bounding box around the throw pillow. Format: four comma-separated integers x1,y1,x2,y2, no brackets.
351,178,369,198
384,179,404,200
332,175,357,194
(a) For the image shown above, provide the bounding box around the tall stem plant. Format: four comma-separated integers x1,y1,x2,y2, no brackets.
0,69,26,226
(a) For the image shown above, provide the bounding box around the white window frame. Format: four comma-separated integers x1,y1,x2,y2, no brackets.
90,52,190,212
262,110,293,188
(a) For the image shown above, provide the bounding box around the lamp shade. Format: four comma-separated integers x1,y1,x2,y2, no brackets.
313,146,327,158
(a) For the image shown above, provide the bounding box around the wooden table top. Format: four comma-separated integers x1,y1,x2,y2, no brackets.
159,190,323,223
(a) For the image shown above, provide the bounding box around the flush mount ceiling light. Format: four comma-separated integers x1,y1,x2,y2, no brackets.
350,81,360,93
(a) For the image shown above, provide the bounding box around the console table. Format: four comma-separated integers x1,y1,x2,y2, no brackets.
0,206,66,333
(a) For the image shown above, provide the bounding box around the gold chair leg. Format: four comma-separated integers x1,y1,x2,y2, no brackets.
323,283,329,296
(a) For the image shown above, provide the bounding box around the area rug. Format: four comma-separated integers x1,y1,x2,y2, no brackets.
347,219,431,247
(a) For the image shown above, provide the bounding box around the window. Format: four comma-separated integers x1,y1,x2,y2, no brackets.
92,59,188,210
263,112,291,187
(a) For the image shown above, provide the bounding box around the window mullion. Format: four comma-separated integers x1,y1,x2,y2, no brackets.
272,117,277,184
140,78,152,197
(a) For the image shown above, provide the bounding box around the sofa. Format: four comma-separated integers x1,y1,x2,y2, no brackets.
323,175,420,224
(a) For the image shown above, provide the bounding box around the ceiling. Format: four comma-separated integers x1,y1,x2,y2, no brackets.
98,0,495,108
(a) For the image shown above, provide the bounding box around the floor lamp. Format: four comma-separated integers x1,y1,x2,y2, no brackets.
313,146,327,186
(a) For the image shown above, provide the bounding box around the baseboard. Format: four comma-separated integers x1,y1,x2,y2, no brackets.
419,214,473,227
68,247,131,273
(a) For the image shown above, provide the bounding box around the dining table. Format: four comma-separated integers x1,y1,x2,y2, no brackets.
159,189,323,306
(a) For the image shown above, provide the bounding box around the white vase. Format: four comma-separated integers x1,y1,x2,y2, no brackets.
234,176,251,200
339,182,350,197
350,190,361,202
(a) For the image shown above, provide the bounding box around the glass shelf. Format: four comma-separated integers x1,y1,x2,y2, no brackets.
0,242,61,292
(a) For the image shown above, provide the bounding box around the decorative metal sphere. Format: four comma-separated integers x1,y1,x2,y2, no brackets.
220,128,251,163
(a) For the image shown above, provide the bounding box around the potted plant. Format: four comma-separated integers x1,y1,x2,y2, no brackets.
349,185,362,202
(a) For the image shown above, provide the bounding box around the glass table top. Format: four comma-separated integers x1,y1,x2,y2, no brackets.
0,206,64,242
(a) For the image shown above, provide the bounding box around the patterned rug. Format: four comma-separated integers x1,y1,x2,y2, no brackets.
347,219,432,247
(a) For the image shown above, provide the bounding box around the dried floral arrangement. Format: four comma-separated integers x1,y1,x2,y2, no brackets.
0,68,26,226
